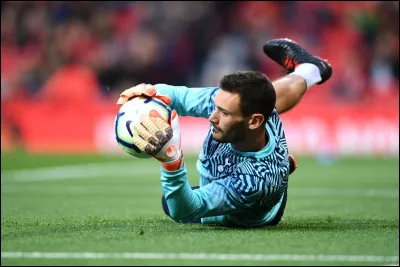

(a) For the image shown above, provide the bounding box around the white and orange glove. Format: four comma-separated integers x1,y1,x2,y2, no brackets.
132,109,184,172
116,83,172,106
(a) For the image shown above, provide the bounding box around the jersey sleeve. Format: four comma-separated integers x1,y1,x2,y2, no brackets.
154,84,218,118
160,166,268,222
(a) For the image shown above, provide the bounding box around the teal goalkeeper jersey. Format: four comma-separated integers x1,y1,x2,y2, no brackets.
154,84,290,227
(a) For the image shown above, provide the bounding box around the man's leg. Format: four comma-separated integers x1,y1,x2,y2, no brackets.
262,38,331,225
272,75,308,115
161,186,201,224
265,38,333,115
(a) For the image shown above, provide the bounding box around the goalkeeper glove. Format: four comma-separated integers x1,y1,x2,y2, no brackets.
132,109,184,172
116,83,172,106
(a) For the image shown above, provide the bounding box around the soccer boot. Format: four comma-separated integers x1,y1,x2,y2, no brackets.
263,38,332,84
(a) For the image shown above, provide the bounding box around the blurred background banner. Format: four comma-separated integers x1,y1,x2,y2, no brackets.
1,1,399,156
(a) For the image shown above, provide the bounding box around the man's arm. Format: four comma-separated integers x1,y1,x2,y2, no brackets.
160,166,274,224
154,84,219,118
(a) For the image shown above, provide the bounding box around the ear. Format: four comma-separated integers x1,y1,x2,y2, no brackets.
248,113,265,130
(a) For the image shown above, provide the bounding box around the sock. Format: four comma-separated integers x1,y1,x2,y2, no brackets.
291,63,322,89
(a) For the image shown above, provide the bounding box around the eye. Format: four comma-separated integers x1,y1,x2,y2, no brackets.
217,108,227,116
221,110,228,116
216,107,229,116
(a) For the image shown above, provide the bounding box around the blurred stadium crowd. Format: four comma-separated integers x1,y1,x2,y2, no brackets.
1,1,399,104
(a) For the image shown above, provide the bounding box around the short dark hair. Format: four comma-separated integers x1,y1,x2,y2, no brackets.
219,71,276,121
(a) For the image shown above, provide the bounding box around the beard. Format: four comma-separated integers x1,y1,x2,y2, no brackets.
211,121,248,143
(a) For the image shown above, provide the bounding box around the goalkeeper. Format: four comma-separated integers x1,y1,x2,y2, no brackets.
117,39,332,227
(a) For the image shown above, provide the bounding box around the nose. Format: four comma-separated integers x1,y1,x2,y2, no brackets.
208,110,218,124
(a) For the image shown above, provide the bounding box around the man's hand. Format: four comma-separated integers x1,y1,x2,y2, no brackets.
132,109,184,171
116,83,172,106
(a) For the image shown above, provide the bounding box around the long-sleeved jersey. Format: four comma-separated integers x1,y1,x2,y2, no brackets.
154,84,290,227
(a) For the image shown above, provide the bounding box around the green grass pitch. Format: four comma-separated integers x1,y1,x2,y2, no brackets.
1,151,398,266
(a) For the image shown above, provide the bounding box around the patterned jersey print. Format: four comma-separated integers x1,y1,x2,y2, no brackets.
197,112,290,226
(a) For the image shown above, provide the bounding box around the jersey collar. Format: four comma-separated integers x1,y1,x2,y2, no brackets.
228,121,276,158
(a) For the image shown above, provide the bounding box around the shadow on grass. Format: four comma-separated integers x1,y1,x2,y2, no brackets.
1,215,399,239
199,216,399,232
265,217,399,232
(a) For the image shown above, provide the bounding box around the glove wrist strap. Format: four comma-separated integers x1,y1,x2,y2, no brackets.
161,156,184,172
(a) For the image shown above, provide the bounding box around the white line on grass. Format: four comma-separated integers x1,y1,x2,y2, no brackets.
0,252,398,263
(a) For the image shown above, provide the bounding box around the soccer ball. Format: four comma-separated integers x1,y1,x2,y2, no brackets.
114,96,172,158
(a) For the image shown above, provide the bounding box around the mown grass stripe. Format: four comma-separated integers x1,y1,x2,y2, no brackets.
1,162,159,181
1,162,398,198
